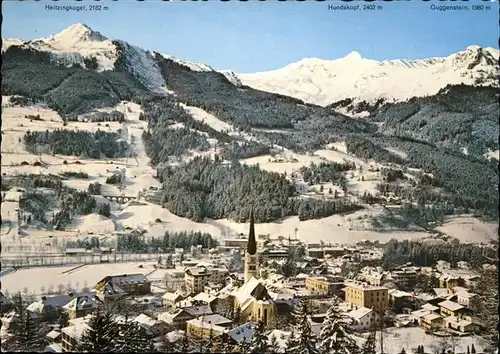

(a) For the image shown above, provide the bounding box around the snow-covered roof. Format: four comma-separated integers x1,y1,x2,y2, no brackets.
438,300,464,312
411,309,431,319
162,291,184,302
193,292,217,304
46,330,61,340
347,306,373,320
27,292,97,314
421,303,439,312
62,322,90,342
444,315,473,327
183,304,213,317
422,313,442,322
433,288,450,298
187,314,232,327
388,289,413,298
62,295,99,312
134,313,158,328
226,322,258,343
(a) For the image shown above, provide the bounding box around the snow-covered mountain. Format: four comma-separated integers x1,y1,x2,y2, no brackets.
2,24,118,71
236,47,499,107
3,24,498,111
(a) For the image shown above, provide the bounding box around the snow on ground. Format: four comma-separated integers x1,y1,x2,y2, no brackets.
214,207,430,246
115,202,222,237
485,149,499,160
7,24,118,72
67,214,115,234
241,153,323,175
436,216,498,244
161,54,213,72
179,103,233,132
0,261,180,295
354,327,484,354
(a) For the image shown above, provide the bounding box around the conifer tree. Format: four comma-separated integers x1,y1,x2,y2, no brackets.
471,344,476,354
250,321,269,353
362,333,376,354
318,296,359,354
467,346,470,354
77,310,119,352
269,334,281,353
238,336,250,354
288,300,319,354
118,320,155,352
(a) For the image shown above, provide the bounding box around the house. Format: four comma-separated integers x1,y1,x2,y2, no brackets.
360,267,389,286
46,329,62,343
162,290,186,309
346,306,381,331
61,318,91,352
343,280,389,314
1,311,22,331
132,313,166,337
391,268,418,289
454,290,479,310
204,282,224,294
62,295,100,320
420,313,444,330
388,289,415,312
231,277,277,326
93,274,151,302
27,292,97,321
192,292,218,310
186,314,233,339
158,303,213,330
439,275,465,290
421,303,440,313
185,265,229,295
444,316,480,333
437,300,466,318
305,276,344,296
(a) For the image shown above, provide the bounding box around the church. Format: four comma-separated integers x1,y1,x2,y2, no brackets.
231,209,277,326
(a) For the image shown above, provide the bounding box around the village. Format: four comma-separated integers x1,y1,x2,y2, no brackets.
0,212,492,354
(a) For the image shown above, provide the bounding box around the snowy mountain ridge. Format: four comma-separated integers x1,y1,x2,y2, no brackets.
2,24,498,110
236,46,499,107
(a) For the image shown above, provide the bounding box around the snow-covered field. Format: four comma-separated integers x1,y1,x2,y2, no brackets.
214,206,431,245
1,97,496,262
436,216,498,244
355,327,484,354
0,261,178,295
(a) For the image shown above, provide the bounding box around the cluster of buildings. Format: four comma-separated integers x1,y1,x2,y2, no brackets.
0,212,488,352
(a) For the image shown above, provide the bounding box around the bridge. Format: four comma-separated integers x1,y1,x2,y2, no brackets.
102,195,138,204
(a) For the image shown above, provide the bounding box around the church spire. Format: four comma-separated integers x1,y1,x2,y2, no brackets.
247,208,257,255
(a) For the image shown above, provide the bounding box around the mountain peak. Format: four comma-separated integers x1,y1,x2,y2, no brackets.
51,23,107,43
343,51,363,60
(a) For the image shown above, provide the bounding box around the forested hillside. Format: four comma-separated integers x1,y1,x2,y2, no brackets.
1,46,154,117
154,54,376,151
370,85,499,157
346,134,499,219
157,156,361,222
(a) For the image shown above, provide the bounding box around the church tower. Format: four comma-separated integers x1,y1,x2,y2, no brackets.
244,209,258,283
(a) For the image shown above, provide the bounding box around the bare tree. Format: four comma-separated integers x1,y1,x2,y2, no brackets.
57,284,65,294
40,286,46,295
47,284,55,295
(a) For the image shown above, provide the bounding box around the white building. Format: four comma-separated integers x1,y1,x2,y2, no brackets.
346,306,380,332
